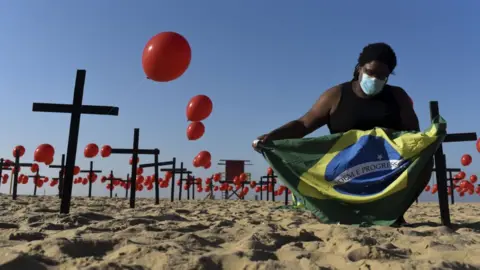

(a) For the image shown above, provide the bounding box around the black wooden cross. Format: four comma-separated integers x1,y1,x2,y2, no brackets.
79,161,102,198
418,166,461,205
11,149,39,200
32,70,119,214
430,101,477,227
27,171,46,196
105,171,129,199
0,158,12,191
139,157,176,204
49,154,66,198
161,163,190,201
109,128,158,208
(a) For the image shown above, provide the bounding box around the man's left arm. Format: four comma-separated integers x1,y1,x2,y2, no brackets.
392,87,420,131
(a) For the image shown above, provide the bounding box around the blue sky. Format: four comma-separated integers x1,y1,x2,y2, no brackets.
0,0,479,202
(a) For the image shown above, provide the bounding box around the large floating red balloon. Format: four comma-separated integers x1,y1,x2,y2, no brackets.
84,143,99,158
460,154,472,166
186,95,213,122
34,144,55,163
142,32,191,82
477,138,480,153
186,122,205,140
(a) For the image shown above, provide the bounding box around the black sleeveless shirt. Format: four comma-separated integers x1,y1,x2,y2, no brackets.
327,81,403,134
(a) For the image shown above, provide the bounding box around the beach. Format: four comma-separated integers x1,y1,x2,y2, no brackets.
0,195,479,270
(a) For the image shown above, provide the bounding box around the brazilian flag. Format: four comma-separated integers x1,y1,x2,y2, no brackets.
260,117,446,226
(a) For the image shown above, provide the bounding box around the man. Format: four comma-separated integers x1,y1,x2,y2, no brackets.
254,43,427,225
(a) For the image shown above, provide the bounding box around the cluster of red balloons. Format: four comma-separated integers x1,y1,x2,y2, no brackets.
15,173,50,188
193,150,212,169
100,174,131,191
424,153,479,196
2,159,13,169
84,144,113,158
134,170,171,192
142,32,191,82
73,172,98,185
254,184,291,196
186,95,213,141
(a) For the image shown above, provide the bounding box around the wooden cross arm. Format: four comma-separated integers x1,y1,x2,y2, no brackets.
161,168,190,173
17,163,34,167
444,133,477,143
80,170,102,173
49,165,63,169
110,148,159,155
139,161,173,168
32,103,119,116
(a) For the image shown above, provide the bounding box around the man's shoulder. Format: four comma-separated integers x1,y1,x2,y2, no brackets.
324,82,349,96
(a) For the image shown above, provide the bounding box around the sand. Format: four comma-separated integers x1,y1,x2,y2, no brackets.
0,195,479,270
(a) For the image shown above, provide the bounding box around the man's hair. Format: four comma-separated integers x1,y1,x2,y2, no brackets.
353,42,397,80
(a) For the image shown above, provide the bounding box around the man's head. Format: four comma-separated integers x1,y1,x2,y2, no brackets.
353,43,397,96
353,42,397,81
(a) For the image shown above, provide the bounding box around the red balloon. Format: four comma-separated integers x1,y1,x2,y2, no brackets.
73,166,80,176
13,145,25,158
196,151,211,167
239,173,248,182
470,175,478,184
186,122,205,140
36,180,43,188
129,156,139,165
84,143,99,158
137,167,144,175
186,95,213,122
477,138,480,153
461,154,472,166
267,167,273,176
30,163,39,173
142,32,191,82
34,144,55,163
101,145,112,158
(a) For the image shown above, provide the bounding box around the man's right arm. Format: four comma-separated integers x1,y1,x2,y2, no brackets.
258,86,340,141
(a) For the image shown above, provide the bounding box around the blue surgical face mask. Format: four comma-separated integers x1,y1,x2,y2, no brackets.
360,73,387,96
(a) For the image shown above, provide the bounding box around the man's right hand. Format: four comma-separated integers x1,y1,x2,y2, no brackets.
252,134,269,152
